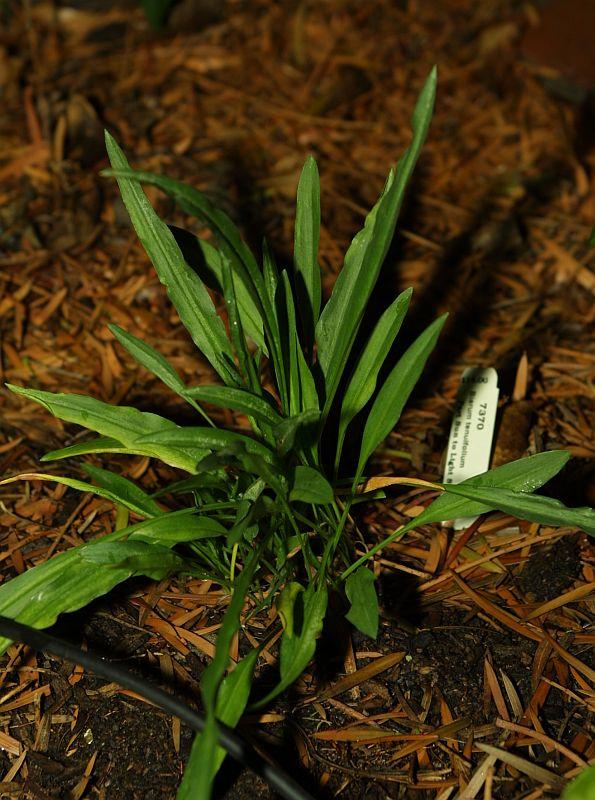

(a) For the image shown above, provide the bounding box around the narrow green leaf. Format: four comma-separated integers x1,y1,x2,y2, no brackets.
220,251,260,393
42,436,133,461
335,287,412,471
79,540,180,569
101,164,266,316
415,450,571,526
177,714,218,800
110,167,261,286
276,582,305,637
443,484,595,535
289,465,334,505
274,409,320,457
136,427,279,467
7,384,203,473
215,646,261,724
294,156,321,348
251,581,327,708
81,464,164,518
177,646,262,799
184,385,281,427
175,231,265,352
357,313,447,475
0,471,161,520
315,67,437,413
128,511,228,544
0,539,185,653
261,240,288,410
296,342,319,414
104,132,239,386
190,546,262,799
108,324,210,422
262,238,279,311
345,567,379,639
276,271,302,416
109,324,185,395
211,647,261,773
561,764,595,799
341,451,573,582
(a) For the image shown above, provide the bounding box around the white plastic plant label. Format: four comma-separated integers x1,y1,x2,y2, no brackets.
443,366,499,529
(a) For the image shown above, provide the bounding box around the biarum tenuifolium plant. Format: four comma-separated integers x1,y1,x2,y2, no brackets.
1,68,594,797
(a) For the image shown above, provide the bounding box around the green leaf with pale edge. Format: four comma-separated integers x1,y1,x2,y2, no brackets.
290,466,334,505
7,384,202,473
335,287,412,470
294,156,321,348
315,67,436,414
251,581,327,709
109,324,209,420
0,471,162,520
0,538,185,653
357,313,447,475
109,324,185,394
104,132,239,386
442,484,595,535
415,450,571,526
81,464,164,518
42,436,134,461
341,451,572,582
100,164,267,344
561,764,595,799
183,385,281,427
345,567,379,639
136,427,278,467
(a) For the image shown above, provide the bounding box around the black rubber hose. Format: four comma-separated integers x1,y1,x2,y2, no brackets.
0,615,316,800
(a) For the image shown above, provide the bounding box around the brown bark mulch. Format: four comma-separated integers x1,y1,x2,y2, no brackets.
0,1,593,798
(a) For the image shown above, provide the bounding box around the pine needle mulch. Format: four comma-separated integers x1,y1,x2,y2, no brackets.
0,1,593,797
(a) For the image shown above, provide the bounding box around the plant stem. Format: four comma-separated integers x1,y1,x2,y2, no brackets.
338,516,420,582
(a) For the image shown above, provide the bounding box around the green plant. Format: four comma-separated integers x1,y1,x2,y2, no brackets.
2,67,594,798
561,764,595,800
140,0,176,28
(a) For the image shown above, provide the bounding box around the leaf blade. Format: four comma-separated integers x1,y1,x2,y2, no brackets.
251,581,328,708
345,567,379,639
416,450,572,526
0,539,185,653
357,313,447,475
294,156,321,348
443,484,595,535
104,132,239,386
289,465,334,505
7,384,203,473
315,67,437,413
335,287,412,471
183,385,281,427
